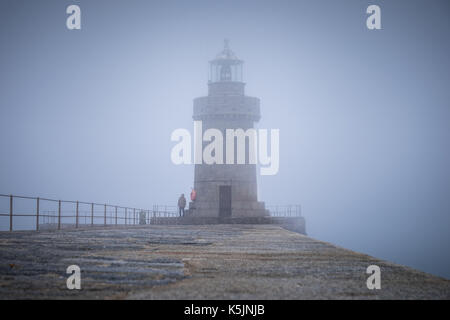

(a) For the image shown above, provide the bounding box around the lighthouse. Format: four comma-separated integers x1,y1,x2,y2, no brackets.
189,40,269,219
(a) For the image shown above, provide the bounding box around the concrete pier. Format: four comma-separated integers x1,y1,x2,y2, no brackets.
0,224,449,299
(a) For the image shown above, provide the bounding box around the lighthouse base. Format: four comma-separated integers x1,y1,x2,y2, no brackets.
149,216,306,235
188,200,269,218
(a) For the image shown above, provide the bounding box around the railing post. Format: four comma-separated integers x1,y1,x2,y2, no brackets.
91,203,94,226
76,201,79,228
9,195,13,232
115,206,118,225
125,208,127,225
58,200,61,230
133,208,136,225
104,204,107,226
36,197,40,231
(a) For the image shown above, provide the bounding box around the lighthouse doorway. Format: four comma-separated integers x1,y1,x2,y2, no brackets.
219,186,232,218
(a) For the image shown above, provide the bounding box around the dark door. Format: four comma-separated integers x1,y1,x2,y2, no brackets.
219,186,232,218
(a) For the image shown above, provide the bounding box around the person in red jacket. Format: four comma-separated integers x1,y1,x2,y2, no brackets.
190,188,197,202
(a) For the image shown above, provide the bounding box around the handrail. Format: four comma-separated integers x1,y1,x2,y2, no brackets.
0,193,301,232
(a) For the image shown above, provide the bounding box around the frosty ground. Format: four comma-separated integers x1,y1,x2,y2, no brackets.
0,224,449,299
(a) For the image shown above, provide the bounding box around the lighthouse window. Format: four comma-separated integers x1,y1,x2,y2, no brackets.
220,65,232,81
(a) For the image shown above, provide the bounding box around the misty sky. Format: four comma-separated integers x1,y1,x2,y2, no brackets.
1,0,450,279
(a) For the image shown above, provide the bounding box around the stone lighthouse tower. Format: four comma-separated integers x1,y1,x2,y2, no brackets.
189,40,269,219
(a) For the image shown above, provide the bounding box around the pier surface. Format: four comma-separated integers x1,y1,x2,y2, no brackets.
0,224,449,299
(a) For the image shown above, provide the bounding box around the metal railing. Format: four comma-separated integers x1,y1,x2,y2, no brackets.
266,205,302,217
0,194,179,232
0,194,301,232
152,205,178,217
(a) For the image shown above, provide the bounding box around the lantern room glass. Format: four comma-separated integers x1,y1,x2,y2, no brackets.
209,61,243,83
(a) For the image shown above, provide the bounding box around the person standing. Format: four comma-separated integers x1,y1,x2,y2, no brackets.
190,188,197,202
178,194,186,217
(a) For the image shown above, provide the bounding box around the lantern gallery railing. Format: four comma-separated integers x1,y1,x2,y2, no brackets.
0,194,301,232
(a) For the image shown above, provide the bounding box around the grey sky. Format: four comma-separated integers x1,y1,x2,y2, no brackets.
1,0,449,279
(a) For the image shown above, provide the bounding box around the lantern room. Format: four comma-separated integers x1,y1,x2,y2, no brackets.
209,39,243,83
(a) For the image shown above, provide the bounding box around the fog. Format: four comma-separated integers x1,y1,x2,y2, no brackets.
1,0,449,279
